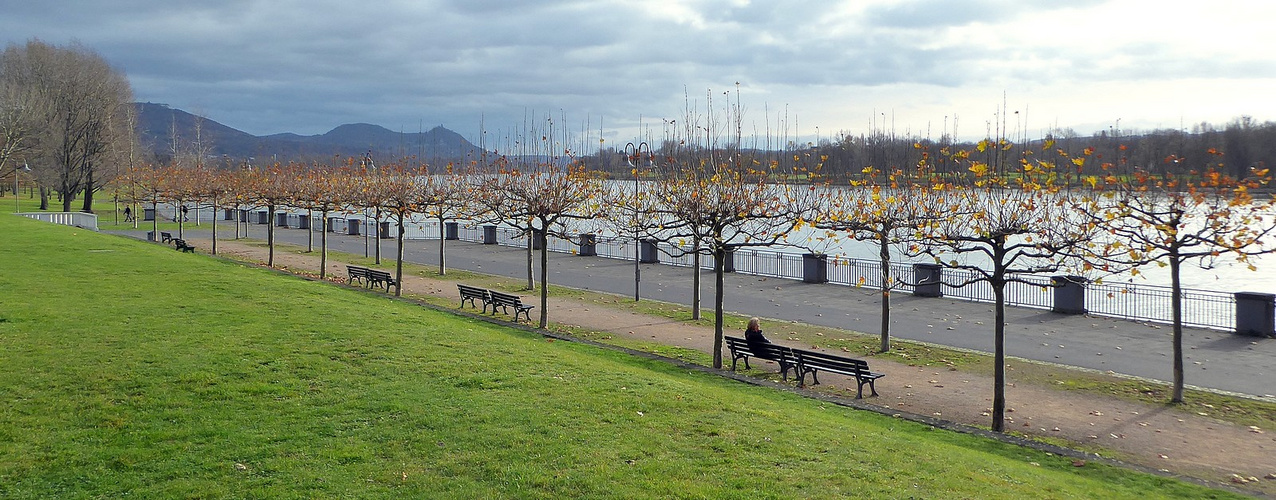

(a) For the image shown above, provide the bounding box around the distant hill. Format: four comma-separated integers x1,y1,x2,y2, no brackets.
134,103,483,165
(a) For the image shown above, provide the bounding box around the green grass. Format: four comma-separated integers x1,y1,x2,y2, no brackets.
1,216,1244,498
218,233,1276,437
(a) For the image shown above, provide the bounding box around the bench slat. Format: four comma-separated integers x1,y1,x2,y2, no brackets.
457,284,489,310
793,349,884,398
487,290,534,321
724,336,796,381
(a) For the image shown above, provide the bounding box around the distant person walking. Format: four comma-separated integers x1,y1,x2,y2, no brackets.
179,204,189,222
123,206,133,222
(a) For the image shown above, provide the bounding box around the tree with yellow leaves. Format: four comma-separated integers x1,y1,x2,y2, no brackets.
917,142,1093,432
813,160,940,352
373,163,424,296
291,163,351,280
476,153,604,328
643,152,817,369
413,162,475,276
240,163,295,268
1072,150,1276,403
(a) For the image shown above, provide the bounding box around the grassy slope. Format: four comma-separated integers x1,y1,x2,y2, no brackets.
0,216,1239,499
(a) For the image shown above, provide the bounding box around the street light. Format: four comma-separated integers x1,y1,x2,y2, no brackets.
13,163,30,213
622,141,651,301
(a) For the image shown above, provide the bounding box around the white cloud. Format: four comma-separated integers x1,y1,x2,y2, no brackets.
2,0,1274,142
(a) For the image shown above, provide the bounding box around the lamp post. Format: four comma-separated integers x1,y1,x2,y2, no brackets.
622,141,650,301
13,163,30,213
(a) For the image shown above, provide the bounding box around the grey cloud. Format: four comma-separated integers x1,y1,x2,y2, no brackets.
1,0,1271,140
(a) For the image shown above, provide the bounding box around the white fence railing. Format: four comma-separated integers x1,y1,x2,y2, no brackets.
18,212,99,231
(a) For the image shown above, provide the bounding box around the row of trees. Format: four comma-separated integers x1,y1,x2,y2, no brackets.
114,119,1276,436
0,39,135,212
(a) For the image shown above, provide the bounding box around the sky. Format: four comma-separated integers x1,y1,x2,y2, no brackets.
4,0,1276,147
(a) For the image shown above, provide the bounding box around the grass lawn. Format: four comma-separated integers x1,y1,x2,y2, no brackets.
0,215,1242,499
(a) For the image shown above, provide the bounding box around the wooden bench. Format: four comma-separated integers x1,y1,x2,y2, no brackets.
457,284,489,310
173,239,196,253
792,348,885,398
487,290,534,321
347,265,370,286
366,269,399,294
724,336,798,381
160,231,173,243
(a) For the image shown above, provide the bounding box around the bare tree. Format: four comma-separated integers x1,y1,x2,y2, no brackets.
6,40,132,213
477,155,603,328
375,163,424,296
813,164,937,352
1073,151,1276,403
291,164,351,279
0,47,40,185
414,162,474,275
242,163,294,267
916,144,1092,432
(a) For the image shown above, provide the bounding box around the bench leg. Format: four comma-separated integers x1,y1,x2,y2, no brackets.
857,379,878,399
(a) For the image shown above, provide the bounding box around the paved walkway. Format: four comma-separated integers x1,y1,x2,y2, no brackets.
126,223,1276,399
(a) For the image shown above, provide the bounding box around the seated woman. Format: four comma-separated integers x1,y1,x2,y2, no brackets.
744,317,771,346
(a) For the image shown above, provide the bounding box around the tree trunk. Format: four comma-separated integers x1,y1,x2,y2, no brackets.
80,171,94,213
151,200,158,241
538,228,549,328
319,211,329,279
525,233,534,290
1170,251,1185,403
267,203,276,267
712,245,726,369
992,279,1006,432
878,233,891,352
211,200,218,255
437,215,447,275
306,209,313,252
692,239,702,320
374,207,382,265
394,213,404,297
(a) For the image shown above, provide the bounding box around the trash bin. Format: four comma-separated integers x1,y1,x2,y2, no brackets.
445,222,459,240
143,208,156,221
639,239,659,263
1052,275,1088,314
146,231,156,241
802,253,827,283
913,263,943,297
578,233,597,256
1235,292,1275,337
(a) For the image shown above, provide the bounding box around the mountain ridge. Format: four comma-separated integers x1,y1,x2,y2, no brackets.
135,103,483,164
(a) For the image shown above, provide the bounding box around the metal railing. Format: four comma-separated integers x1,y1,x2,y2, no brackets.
163,205,1262,333
441,225,1251,332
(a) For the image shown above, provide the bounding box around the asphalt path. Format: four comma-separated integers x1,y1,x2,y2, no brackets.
124,222,1275,399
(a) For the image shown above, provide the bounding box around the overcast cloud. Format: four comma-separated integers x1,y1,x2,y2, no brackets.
4,0,1274,145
